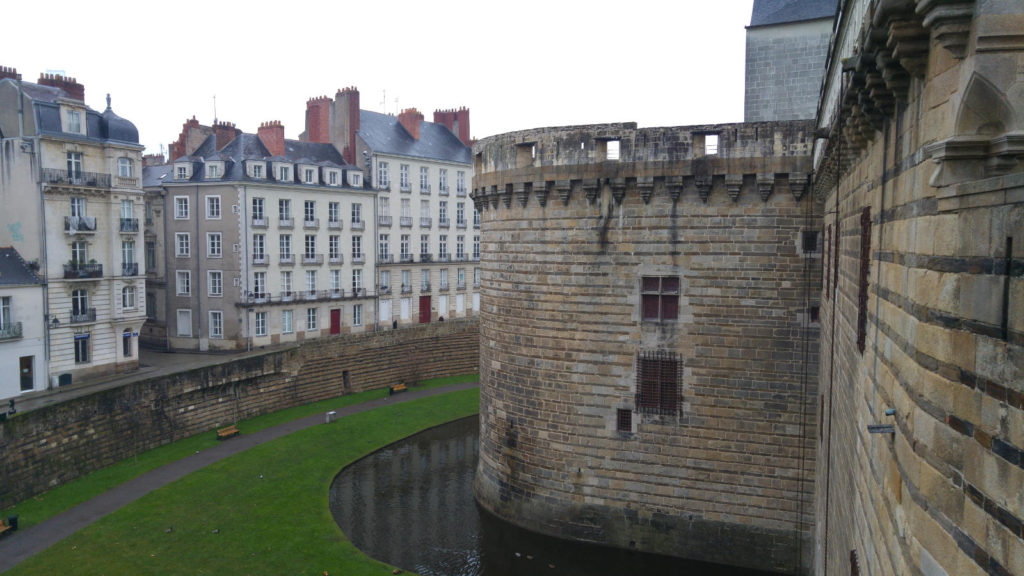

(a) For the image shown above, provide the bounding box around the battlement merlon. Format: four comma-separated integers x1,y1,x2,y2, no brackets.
471,120,815,210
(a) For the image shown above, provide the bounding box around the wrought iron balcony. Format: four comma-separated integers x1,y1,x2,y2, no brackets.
303,218,320,229
457,187,467,197
122,262,139,276
421,281,431,291
400,253,413,263
0,322,23,340
456,254,468,262
457,282,466,290
438,218,451,228
302,254,324,265
328,219,343,230
422,184,433,195
378,254,393,264
419,253,433,262
438,254,450,263
352,254,365,264
43,168,110,188
279,218,294,229
439,281,449,291
436,185,446,196
378,215,392,227
65,216,97,234
456,219,467,229
119,218,139,233
252,217,268,228
400,216,413,227
400,183,412,193
329,254,344,264
401,284,411,293
420,217,432,228
350,220,364,231
63,262,102,279
252,255,269,266
70,308,97,324
280,254,295,266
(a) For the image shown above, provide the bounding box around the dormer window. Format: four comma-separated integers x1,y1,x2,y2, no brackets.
327,170,339,186
347,171,363,188
249,162,263,179
303,168,315,184
175,163,191,180
278,165,291,182
66,109,82,134
206,163,222,179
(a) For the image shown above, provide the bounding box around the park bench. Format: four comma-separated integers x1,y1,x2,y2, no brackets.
0,517,15,537
217,424,239,440
389,383,408,396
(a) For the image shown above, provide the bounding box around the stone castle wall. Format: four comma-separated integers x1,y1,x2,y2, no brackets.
744,18,833,122
813,1,1024,575
0,319,478,508
472,121,822,574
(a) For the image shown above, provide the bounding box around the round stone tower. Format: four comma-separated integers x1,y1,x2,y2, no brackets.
472,121,820,574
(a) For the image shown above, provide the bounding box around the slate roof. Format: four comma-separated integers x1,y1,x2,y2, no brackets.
142,164,173,188
750,0,837,26
0,247,41,286
0,78,141,145
358,110,471,164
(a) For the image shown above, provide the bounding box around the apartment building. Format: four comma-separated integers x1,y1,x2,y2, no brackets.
301,89,480,324
0,247,45,400
0,68,147,386
151,118,375,350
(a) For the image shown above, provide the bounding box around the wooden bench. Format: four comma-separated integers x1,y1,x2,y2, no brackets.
217,424,239,440
388,383,408,396
0,518,14,537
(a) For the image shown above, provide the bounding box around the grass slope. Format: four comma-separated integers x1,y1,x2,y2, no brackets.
2,373,479,531
8,388,479,576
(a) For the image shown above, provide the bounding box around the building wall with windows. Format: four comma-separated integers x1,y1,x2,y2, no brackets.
812,2,1024,575
0,71,147,384
0,248,45,400
472,121,821,574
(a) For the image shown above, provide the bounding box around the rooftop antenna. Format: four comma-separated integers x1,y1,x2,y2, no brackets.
394,97,399,115
213,95,217,124
380,90,386,113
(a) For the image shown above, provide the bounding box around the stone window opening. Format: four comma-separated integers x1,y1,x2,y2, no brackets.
856,207,871,354
801,230,820,254
641,276,679,322
616,408,632,433
705,134,719,155
636,350,682,416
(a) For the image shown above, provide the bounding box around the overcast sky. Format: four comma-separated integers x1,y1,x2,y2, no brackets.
2,1,755,156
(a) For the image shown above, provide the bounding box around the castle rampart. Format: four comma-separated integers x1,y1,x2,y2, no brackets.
473,121,822,574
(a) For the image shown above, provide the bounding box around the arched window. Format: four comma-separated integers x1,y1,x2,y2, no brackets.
117,157,134,178
122,285,136,309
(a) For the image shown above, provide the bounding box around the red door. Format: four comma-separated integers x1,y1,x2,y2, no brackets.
418,296,431,324
330,309,341,334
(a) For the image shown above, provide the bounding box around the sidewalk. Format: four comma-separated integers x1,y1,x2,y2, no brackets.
0,380,479,573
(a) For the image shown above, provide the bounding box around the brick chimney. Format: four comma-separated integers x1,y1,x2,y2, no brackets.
258,121,285,157
304,96,331,144
213,120,240,150
37,72,84,102
0,66,21,82
169,116,214,159
143,153,166,167
398,108,424,141
433,107,472,147
332,87,360,165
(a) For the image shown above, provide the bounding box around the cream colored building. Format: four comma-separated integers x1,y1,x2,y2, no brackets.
0,70,147,385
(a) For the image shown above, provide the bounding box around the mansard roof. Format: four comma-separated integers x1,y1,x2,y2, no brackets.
0,247,41,286
358,110,471,165
0,78,142,146
142,164,173,188
749,0,837,27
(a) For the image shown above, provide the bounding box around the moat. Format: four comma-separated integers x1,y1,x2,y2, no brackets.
329,416,774,576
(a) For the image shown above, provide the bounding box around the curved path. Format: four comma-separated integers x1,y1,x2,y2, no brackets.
0,381,478,574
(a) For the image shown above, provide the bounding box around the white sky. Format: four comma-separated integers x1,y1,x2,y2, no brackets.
1,0,754,156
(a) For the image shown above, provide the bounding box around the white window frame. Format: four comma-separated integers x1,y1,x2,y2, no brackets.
282,309,293,334
255,311,267,336
306,308,318,331
208,270,223,297
209,311,223,339
122,285,137,309
175,233,191,257
176,270,191,295
176,309,193,337
206,195,221,219
118,157,134,178
174,196,190,219
353,304,363,326
207,232,222,258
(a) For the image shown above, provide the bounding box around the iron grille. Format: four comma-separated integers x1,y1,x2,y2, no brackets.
636,350,683,416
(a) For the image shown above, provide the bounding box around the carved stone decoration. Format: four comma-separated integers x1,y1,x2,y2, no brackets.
666,176,684,202
470,189,487,212
637,176,654,204
915,0,975,58
555,180,572,206
583,179,600,204
502,184,513,208
725,174,743,202
609,178,627,205
534,181,549,207
886,19,930,77
489,185,500,210
757,173,776,202
789,173,808,202
695,177,712,203
514,183,530,208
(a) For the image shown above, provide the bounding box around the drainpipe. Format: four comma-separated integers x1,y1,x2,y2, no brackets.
194,184,202,350
22,79,52,389
242,185,250,352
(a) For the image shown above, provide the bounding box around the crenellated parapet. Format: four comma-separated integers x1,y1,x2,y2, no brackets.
472,120,816,212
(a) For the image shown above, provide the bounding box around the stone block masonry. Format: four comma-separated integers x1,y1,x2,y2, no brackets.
0,319,478,508
472,121,821,575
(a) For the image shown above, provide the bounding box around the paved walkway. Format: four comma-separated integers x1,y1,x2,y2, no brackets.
0,381,479,573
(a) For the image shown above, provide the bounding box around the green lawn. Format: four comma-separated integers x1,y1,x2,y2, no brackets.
1,373,479,532
8,387,480,576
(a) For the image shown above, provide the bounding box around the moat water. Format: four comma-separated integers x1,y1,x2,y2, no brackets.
329,416,774,576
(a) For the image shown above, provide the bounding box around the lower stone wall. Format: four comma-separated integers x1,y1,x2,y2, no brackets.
0,318,478,508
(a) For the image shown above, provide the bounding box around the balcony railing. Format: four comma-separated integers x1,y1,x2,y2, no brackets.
350,220,364,231
303,218,320,229
352,254,365,264
378,254,393,264
329,254,344,264
421,281,431,291
438,218,451,228
115,175,140,188
281,291,295,302
252,217,268,228
328,219,343,230
439,281,449,291
400,216,413,227
378,215,392,227
420,217,432,228
253,255,269,266
439,185,450,196
122,262,139,276
456,254,468,262
419,253,433,262
401,284,411,293
474,220,480,229
303,290,318,301
456,219,467,228
65,216,97,234
70,308,97,324
438,254,450,262
472,254,480,261
43,168,110,188
379,286,391,295
457,187,467,197
238,289,376,305
0,322,23,340
421,184,433,195
302,254,324,265
63,262,103,279
280,254,295,265
457,282,466,290
279,218,294,229
400,253,413,263
400,183,411,193
119,218,139,233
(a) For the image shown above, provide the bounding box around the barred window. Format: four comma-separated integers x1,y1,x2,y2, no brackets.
636,350,682,415
641,276,679,321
